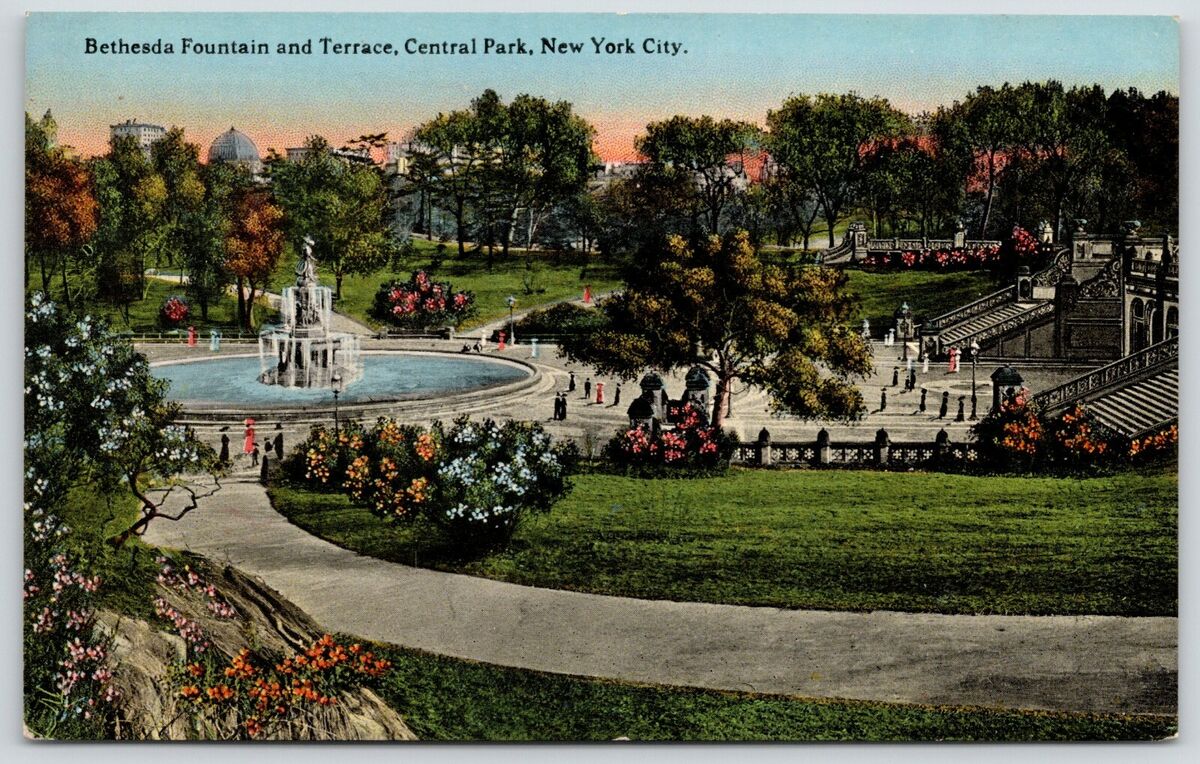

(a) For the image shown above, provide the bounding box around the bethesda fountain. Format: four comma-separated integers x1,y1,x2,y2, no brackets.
258,236,362,388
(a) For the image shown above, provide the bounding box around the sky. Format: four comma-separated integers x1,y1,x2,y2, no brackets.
25,12,1179,162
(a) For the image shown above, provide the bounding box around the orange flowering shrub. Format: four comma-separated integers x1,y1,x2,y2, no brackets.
173,635,391,740
1129,424,1178,459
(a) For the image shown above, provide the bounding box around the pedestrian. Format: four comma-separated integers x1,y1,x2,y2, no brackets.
273,425,284,461
948,347,959,373
956,396,966,422
613,384,621,406
243,418,256,457
460,343,471,353
473,341,482,353
263,437,272,458
252,442,260,467
584,378,591,400
596,382,605,404
568,372,576,392
922,356,929,374
880,388,887,412
260,453,269,484
919,387,927,413
553,393,563,420
219,432,230,465
891,367,899,387
939,391,950,419
559,394,568,421
907,367,917,392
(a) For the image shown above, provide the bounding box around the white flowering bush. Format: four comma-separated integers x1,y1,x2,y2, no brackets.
24,294,217,737
430,417,577,548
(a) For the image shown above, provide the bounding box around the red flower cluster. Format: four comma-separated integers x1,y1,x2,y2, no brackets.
609,403,725,471
160,295,189,325
373,271,474,329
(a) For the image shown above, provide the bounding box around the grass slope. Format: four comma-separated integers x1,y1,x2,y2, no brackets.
844,269,997,331
270,467,1177,616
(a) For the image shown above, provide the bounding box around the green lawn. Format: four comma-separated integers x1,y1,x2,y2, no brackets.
844,269,998,331
269,467,1178,616
271,239,623,331
373,643,1174,741
29,275,275,335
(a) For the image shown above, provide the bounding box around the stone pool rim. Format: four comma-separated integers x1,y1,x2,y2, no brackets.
150,349,541,418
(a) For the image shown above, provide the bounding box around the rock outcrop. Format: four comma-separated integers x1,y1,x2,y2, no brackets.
101,561,416,741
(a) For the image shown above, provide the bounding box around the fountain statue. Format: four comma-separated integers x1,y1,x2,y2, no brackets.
257,236,362,388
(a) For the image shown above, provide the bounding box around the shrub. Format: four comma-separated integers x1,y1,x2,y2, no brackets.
160,295,189,326
370,270,475,330
603,403,737,477
515,302,608,337
291,416,577,551
973,394,1176,473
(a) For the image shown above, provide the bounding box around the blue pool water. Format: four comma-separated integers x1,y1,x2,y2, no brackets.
153,353,530,407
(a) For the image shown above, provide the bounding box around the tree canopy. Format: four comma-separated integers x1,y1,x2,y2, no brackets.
560,231,870,427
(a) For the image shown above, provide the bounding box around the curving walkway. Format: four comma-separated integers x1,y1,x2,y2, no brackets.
143,477,1177,717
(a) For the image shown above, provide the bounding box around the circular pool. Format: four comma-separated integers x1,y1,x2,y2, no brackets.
152,351,533,409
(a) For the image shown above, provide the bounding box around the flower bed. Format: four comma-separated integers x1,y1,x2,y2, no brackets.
370,271,475,330
292,416,577,550
603,403,737,477
973,394,1176,472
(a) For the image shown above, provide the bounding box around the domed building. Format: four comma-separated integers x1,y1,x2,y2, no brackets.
208,126,263,176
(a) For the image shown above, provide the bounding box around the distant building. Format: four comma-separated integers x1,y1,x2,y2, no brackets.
285,145,373,166
208,126,263,176
109,119,166,158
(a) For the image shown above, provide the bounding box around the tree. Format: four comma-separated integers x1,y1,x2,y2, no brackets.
407,110,490,257
953,85,1023,238
635,115,759,236
25,112,98,304
225,189,284,330
766,93,908,246
91,135,169,320
560,231,871,427
494,93,596,254
270,136,393,298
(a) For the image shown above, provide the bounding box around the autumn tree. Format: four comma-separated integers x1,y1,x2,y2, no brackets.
25,112,98,305
225,189,284,330
270,136,392,298
560,231,870,427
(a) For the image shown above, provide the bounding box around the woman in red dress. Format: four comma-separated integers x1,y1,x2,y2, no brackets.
243,418,256,455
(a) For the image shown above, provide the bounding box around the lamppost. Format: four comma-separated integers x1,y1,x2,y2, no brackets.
331,371,343,438
969,339,980,420
506,294,517,345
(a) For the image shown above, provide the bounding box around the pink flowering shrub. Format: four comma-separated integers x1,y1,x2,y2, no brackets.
863,244,1002,271
603,403,736,477
160,295,190,326
371,271,476,330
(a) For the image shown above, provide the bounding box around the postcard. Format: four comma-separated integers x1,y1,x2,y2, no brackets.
22,11,1177,741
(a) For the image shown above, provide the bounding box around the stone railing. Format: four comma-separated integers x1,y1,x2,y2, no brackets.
1030,247,1073,287
730,428,979,469
865,237,1001,253
924,285,1017,331
1033,336,1179,413
1129,258,1179,279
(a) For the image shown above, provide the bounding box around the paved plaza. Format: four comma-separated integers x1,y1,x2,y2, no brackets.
143,335,1092,454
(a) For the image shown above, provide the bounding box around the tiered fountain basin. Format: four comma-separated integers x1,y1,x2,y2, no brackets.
150,350,537,419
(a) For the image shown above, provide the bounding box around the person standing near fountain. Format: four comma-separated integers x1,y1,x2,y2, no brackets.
584,377,591,400
243,418,256,458
273,425,284,461
219,431,230,465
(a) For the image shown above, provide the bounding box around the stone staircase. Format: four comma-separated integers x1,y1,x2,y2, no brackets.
1079,367,1178,438
937,301,1044,348
1032,337,1178,439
